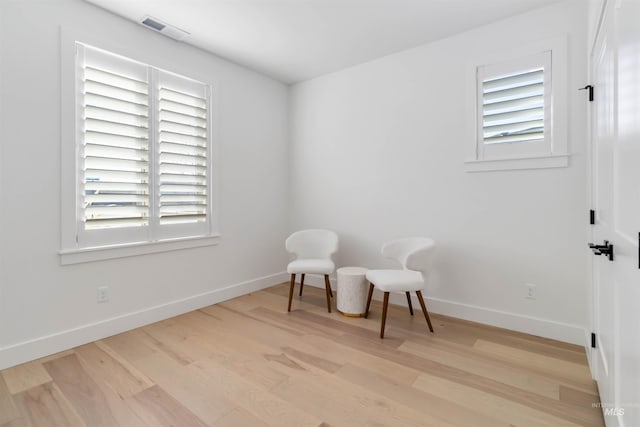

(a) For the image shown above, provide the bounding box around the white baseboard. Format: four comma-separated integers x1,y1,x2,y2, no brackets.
0,272,288,370
302,276,585,345
422,296,586,346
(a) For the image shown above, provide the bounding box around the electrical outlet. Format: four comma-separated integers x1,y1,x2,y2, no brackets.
97,286,109,303
525,283,537,300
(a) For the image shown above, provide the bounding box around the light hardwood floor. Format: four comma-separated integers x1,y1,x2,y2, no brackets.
0,283,604,427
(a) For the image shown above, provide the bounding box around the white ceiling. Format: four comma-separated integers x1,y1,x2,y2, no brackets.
85,0,561,84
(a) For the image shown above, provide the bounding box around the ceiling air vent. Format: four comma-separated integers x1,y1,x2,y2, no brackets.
140,16,189,41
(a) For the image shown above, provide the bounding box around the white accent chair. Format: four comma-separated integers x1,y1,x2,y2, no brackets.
286,229,338,313
365,237,436,338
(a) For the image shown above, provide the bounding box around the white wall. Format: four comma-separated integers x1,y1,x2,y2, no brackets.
0,0,591,370
290,0,589,344
0,0,289,369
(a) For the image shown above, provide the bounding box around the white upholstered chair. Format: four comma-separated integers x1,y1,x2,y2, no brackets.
286,229,338,313
365,237,436,338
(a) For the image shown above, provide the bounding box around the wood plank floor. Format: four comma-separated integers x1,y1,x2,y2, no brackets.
0,283,604,427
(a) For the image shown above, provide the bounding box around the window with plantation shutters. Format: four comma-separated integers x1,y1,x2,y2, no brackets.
75,43,212,248
468,49,567,170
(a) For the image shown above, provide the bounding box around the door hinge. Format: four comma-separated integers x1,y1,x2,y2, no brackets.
580,85,594,102
589,209,595,225
591,332,597,348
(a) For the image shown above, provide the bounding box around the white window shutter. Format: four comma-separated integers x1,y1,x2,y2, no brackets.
80,46,151,231
476,50,552,161
482,68,545,145
157,73,210,227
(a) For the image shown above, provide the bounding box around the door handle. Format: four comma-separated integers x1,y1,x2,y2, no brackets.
588,241,614,261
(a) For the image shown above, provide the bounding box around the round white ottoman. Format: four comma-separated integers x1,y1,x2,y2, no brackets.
337,267,369,317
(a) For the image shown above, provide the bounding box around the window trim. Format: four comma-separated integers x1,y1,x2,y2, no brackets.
60,27,220,264
59,235,220,265
464,35,570,172
464,153,569,172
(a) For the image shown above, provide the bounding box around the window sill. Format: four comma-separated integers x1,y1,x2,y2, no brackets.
464,154,570,172
59,234,221,265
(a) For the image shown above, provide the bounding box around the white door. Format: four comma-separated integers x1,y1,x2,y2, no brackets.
591,3,616,420
590,1,640,426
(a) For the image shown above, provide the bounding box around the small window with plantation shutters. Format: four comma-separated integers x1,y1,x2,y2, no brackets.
475,51,552,162
75,43,212,248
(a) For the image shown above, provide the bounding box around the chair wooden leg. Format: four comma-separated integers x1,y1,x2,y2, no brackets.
406,292,414,315
416,291,434,332
299,273,305,296
287,274,296,312
380,292,390,338
324,275,332,313
364,283,374,318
